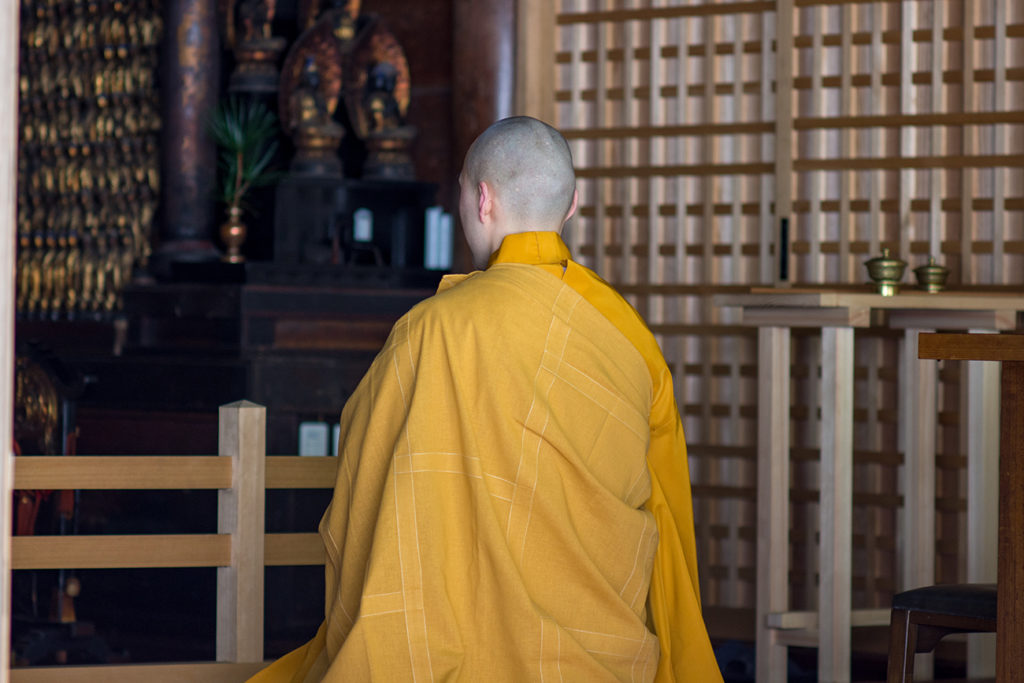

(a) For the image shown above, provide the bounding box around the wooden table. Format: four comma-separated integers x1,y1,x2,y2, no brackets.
713,289,1024,683
918,332,1024,683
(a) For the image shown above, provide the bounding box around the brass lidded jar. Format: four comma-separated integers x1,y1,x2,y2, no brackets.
864,247,907,296
913,256,949,293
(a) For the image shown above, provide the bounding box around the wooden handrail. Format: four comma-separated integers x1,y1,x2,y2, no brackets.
13,456,233,489
265,455,338,488
11,534,231,569
13,455,339,491
265,532,325,566
12,533,327,570
10,661,267,682
5,401,343,675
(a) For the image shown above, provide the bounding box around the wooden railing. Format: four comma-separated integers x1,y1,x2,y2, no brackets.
6,401,338,683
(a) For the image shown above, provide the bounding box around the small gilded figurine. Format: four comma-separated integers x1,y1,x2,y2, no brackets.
238,0,275,43
288,56,345,175
223,0,288,94
363,62,401,133
344,17,415,179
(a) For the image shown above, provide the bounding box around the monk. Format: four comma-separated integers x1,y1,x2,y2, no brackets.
249,116,722,682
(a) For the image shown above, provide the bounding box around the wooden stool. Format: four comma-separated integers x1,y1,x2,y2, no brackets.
886,583,997,682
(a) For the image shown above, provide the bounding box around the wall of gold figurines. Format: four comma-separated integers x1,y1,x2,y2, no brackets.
17,0,162,319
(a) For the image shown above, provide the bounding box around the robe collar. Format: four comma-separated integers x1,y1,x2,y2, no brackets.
487,231,572,268
437,232,572,294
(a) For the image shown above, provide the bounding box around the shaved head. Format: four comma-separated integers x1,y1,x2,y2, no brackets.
462,117,576,230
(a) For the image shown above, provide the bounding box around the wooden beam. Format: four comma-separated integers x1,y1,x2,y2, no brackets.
756,326,790,683
265,455,338,489
741,306,871,328
760,9,774,283
966,353,999,677
12,532,328,570
960,0,976,282
10,662,267,683
819,326,854,683
900,328,936,595
13,456,232,490
887,309,1017,331
992,0,1007,283
1,4,19,682
765,607,891,630
515,0,555,121
919,332,1024,362
265,532,325,566
18,453,331,496
998,360,1024,682
11,535,231,569
774,0,794,286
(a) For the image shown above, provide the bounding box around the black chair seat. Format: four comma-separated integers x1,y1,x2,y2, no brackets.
892,583,997,620
887,583,997,682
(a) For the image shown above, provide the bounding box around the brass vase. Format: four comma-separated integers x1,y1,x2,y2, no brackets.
220,205,246,263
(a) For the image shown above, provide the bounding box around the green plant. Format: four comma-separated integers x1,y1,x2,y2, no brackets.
208,97,280,213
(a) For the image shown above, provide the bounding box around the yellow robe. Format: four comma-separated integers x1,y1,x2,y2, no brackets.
249,232,721,682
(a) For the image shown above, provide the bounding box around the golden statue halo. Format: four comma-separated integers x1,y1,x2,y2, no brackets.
278,15,347,134
343,15,411,140
298,0,362,33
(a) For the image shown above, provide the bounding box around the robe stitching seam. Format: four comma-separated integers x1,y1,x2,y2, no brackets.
564,626,647,643
557,358,647,419
620,514,650,601
554,364,648,440
629,530,655,611
556,623,563,682
507,291,560,540
519,289,580,564
539,618,545,683
390,344,426,682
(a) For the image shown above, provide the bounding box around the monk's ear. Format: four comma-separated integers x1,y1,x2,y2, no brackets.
564,189,579,223
478,181,494,222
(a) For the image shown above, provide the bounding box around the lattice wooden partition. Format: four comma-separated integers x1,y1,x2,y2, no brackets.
789,1,1024,286
550,0,775,620
784,0,1024,649
535,0,1024,645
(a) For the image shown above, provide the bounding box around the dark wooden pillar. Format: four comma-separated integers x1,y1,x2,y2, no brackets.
154,0,221,273
452,0,515,271
1000,360,1024,683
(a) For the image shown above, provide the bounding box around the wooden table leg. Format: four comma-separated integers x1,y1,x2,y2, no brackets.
901,328,937,592
998,360,1024,682
820,327,853,683
901,329,937,680
966,357,999,677
757,326,791,683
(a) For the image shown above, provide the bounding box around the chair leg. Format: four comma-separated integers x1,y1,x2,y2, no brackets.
887,608,918,683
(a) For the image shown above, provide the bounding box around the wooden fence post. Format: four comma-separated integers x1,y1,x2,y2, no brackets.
217,400,266,663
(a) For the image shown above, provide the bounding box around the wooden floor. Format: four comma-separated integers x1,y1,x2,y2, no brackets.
861,679,994,683
713,637,995,683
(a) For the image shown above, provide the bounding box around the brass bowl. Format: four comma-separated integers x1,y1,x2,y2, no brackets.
913,256,949,293
864,247,907,296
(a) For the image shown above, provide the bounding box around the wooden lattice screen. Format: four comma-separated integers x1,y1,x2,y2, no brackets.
537,0,1024,633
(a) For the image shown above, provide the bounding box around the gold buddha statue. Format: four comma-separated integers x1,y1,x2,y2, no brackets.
288,56,345,176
